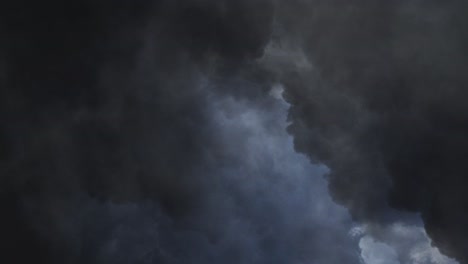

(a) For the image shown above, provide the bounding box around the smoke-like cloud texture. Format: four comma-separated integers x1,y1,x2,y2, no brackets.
275,1,468,262
0,0,467,263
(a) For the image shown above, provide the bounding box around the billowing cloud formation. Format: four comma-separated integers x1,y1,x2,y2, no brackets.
58,90,359,264
0,1,275,262
1,56,362,263
276,1,468,262
0,1,360,263
353,221,458,264
1,0,467,263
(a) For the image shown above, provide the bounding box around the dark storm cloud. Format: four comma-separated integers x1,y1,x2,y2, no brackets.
275,0,468,262
0,1,362,263
0,0,275,263
17,92,360,264
2,0,467,263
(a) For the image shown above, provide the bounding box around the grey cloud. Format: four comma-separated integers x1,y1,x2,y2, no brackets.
274,1,468,262
22,83,362,264
354,221,458,264
2,1,468,263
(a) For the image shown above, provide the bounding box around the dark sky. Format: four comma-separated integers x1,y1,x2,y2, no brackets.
0,1,466,263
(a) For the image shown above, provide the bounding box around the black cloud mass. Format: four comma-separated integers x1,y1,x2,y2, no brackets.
278,0,468,262
0,0,467,263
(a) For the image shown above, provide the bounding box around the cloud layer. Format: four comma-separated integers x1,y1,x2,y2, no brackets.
1,1,467,263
